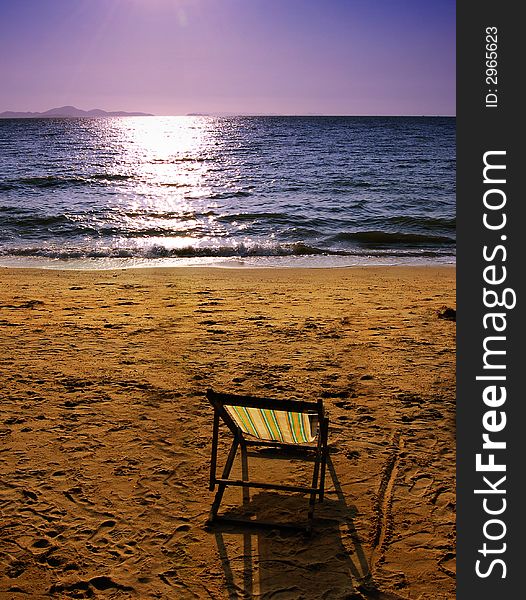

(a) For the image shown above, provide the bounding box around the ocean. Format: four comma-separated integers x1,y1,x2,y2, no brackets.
0,116,455,269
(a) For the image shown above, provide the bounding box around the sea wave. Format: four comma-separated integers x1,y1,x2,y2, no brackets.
0,173,133,190
0,241,455,260
216,211,294,224
209,190,252,200
0,210,216,228
381,215,456,229
330,230,455,245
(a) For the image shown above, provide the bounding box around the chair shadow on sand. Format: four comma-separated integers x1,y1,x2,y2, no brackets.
210,453,397,599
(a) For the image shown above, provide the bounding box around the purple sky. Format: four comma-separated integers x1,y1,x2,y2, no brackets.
0,0,455,116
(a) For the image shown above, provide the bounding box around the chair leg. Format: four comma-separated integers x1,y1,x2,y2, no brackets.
209,436,239,523
209,410,220,491
307,446,322,523
319,418,329,502
240,441,250,506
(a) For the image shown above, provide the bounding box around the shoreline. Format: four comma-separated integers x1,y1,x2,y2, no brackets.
0,263,457,275
1,265,456,599
0,255,456,271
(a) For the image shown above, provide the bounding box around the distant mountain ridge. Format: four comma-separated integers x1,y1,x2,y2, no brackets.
0,105,153,118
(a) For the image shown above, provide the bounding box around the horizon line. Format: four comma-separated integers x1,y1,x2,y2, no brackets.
0,111,457,118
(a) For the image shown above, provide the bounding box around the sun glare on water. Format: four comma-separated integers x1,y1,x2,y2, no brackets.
118,116,212,200
102,116,222,255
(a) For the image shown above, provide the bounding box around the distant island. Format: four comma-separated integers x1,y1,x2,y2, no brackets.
0,105,153,118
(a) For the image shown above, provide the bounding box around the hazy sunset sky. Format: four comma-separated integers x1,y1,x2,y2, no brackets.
0,0,455,116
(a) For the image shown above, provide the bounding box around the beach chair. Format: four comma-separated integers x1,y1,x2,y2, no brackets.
206,389,329,533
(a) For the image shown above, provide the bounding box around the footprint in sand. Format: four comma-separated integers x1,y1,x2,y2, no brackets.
88,519,117,540
438,551,456,577
5,560,27,578
50,576,134,596
409,475,434,496
32,538,52,549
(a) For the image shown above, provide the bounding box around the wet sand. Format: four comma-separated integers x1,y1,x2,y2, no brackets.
0,266,456,599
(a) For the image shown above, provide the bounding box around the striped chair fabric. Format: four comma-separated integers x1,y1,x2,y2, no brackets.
225,404,316,444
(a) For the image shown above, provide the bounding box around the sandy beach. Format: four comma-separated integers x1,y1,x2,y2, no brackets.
0,265,456,599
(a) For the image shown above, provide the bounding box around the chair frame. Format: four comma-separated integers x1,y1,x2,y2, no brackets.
206,389,330,532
